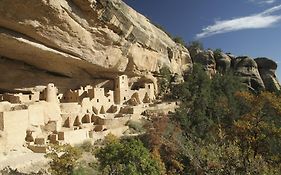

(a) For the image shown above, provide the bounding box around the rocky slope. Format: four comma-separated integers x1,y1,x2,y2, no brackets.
0,0,192,91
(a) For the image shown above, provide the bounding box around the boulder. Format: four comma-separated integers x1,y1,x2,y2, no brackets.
0,0,192,91
233,56,265,91
193,50,216,77
255,57,281,92
215,52,231,73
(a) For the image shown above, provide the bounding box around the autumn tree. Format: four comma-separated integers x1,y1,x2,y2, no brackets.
45,144,82,175
232,91,281,173
142,115,186,175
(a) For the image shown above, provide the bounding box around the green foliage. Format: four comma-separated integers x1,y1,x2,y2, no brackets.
213,48,223,59
168,62,281,174
95,138,161,175
182,139,281,175
45,144,82,175
172,65,246,140
159,66,172,97
232,92,281,171
187,40,204,50
172,64,213,138
209,72,246,127
126,120,146,133
173,36,186,46
72,165,100,175
79,140,94,153
90,58,281,175
103,133,119,144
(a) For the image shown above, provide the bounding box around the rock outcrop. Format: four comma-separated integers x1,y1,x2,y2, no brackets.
214,52,231,73
232,56,265,91
255,57,281,92
192,50,279,92
193,50,216,77
0,0,192,91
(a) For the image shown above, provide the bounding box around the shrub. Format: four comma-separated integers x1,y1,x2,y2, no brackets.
213,48,223,58
159,66,172,97
126,120,145,133
95,138,162,175
173,36,186,46
79,140,93,153
45,144,82,175
187,40,204,50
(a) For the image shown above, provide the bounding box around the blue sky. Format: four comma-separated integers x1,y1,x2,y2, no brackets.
124,0,281,78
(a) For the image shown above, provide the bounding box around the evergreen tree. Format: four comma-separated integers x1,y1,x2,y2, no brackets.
172,64,212,139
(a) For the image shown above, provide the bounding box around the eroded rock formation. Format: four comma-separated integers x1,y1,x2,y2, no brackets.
0,0,192,91
193,50,216,77
214,52,231,73
192,51,280,92
233,56,265,91
255,57,281,92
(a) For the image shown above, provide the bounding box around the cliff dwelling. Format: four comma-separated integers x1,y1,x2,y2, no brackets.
0,75,171,153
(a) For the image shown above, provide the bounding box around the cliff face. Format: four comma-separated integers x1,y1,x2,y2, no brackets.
0,0,279,93
0,0,192,90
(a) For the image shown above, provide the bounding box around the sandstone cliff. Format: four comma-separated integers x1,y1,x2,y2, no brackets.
0,0,279,93
0,0,192,91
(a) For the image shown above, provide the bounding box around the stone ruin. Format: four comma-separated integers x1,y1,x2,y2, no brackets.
0,75,158,153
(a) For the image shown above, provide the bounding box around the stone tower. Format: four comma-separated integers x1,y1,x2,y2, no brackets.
46,83,58,103
114,75,130,104
145,83,155,101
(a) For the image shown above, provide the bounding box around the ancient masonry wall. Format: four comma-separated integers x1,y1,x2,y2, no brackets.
0,75,157,152
0,110,29,148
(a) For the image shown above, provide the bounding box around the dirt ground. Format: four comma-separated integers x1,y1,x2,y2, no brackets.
0,148,48,174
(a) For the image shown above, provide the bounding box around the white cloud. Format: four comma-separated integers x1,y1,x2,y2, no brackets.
249,0,276,4
261,4,281,14
196,4,281,39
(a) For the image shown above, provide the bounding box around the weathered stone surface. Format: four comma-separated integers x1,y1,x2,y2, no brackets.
255,57,281,92
233,56,265,91
0,0,192,91
188,47,202,59
193,50,216,77
215,52,231,73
